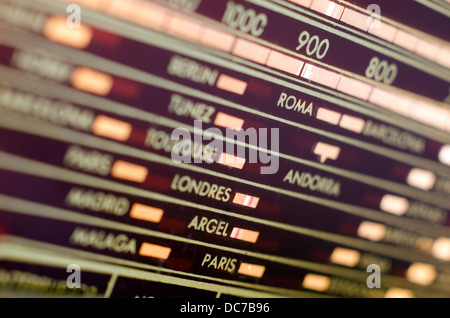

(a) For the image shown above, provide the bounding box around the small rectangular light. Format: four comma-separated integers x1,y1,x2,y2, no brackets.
415,39,439,60
200,27,236,52
368,21,398,42
91,115,133,141
339,114,366,134
44,15,93,49
406,263,437,286
368,88,411,116
71,67,114,96
301,64,341,89
288,0,312,7
340,8,369,31
409,101,448,130
133,1,168,29
111,160,148,183
311,0,344,19
316,108,342,125
214,112,244,130
380,194,409,216
438,145,450,166
167,14,203,42
357,221,386,241
337,76,372,100
238,262,265,278
108,0,133,18
69,0,104,9
230,227,260,243
233,193,260,208
431,237,450,261
406,168,436,191
218,152,246,169
393,30,419,51
216,74,247,95
313,142,341,163
139,242,171,260
130,203,164,223
385,288,414,298
380,194,409,215
302,274,330,292
330,247,360,267
232,38,270,64
265,51,304,75
435,47,450,68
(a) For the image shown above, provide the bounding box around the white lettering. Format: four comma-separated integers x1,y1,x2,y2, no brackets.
283,169,341,197
69,227,137,254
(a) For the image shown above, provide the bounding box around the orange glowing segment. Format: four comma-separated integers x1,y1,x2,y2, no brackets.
216,74,247,95
111,160,148,183
91,115,132,141
302,274,330,292
68,0,104,9
337,76,372,101
393,30,419,51
339,114,366,134
406,263,437,286
406,168,436,191
130,203,164,223
133,1,169,29
71,67,114,96
218,152,246,169
238,263,265,278
265,51,304,75
168,14,203,42
316,108,341,125
385,288,414,298
357,221,386,241
139,242,171,260
368,21,398,42
230,227,260,243
301,64,341,89
43,15,93,49
409,101,448,130
108,0,135,19
311,0,344,19
340,8,369,31
439,145,450,166
415,39,439,60
233,193,260,209
368,88,411,116
435,47,450,68
200,27,236,52
232,38,270,64
288,0,312,7
214,112,245,130
431,237,450,261
330,247,360,267
380,194,409,216
313,142,341,163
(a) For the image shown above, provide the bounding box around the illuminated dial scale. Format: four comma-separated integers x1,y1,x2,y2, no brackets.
0,0,449,298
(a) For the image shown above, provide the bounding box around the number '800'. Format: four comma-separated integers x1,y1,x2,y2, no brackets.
365,57,398,85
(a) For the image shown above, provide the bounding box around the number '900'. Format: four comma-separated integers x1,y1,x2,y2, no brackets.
365,57,398,85
296,30,330,60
